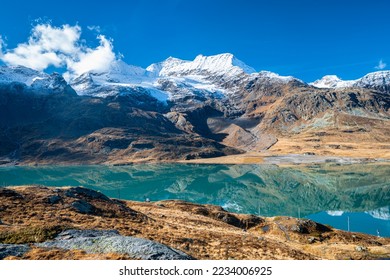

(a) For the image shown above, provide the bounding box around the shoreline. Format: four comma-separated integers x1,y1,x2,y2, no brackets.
0,154,390,168
1,152,390,167
178,153,390,165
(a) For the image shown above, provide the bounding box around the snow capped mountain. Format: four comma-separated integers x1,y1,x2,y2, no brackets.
0,65,73,94
310,75,356,89
68,68,155,101
311,71,390,92
70,60,146,88
102,60,147,82
326,210,344,216
148,53,256,77
2,53,390,167
354,71,390,92
366,206,390,221
257,71,300,83
70,54,253,102
0,65,50,86
146,57,186,77
70,63,168,101
3,53,389,104
68,53,264,106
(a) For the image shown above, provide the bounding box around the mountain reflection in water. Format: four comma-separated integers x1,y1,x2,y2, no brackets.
1,163,389,236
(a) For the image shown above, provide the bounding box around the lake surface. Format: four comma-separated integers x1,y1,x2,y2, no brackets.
1,163,389,237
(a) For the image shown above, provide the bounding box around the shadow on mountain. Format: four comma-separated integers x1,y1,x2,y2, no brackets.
0,86,240,164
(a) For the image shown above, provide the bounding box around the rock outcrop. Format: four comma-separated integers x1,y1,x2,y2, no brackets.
38,229,194,260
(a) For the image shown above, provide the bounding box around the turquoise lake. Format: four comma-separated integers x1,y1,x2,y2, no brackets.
0,163,389,237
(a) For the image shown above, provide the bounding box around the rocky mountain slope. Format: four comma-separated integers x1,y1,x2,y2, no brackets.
0,54,389,164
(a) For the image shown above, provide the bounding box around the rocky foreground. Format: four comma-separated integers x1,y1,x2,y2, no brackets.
0,186,389,260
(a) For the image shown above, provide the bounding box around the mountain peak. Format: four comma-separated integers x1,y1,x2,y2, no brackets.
194,52,234,62
258,71,299,83
190,53,256,75
146,57,185,77
310,75,356,89
105,60,146,78
357,70,390,84
354,70,390,92
146,53,256,78
311,71,390,91
0,65,73,95
0,65,46,86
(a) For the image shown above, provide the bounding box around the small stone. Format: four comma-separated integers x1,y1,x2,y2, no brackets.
308,237,316,244
355,246,367,252
261,225,270,233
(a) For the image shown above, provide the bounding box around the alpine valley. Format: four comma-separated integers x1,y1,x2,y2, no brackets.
1,53,390,165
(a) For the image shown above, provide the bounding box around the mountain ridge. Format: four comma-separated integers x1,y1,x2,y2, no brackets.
0,53,389,164
310,70,390,91
2,53,390,98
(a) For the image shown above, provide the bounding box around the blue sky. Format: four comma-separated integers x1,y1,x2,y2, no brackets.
0,0,389,82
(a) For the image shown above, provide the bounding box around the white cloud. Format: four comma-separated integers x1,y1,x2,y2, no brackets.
0,23,117,76
31,24,81,55
87,25,101,33
2,45,63,70
375,59,387,70
66,35,116,76
1,24,81,71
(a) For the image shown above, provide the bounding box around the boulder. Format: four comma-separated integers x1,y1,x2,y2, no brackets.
0,189,24,199
70,200,98,215
0,244,30,259
65,187,110,201
38,229,194,260
47,195,62,204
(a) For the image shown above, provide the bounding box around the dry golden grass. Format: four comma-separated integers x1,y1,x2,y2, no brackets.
181,138,390,165
180,112,390,164
269,137,390,159
1,186,389,260
5,247,131,260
